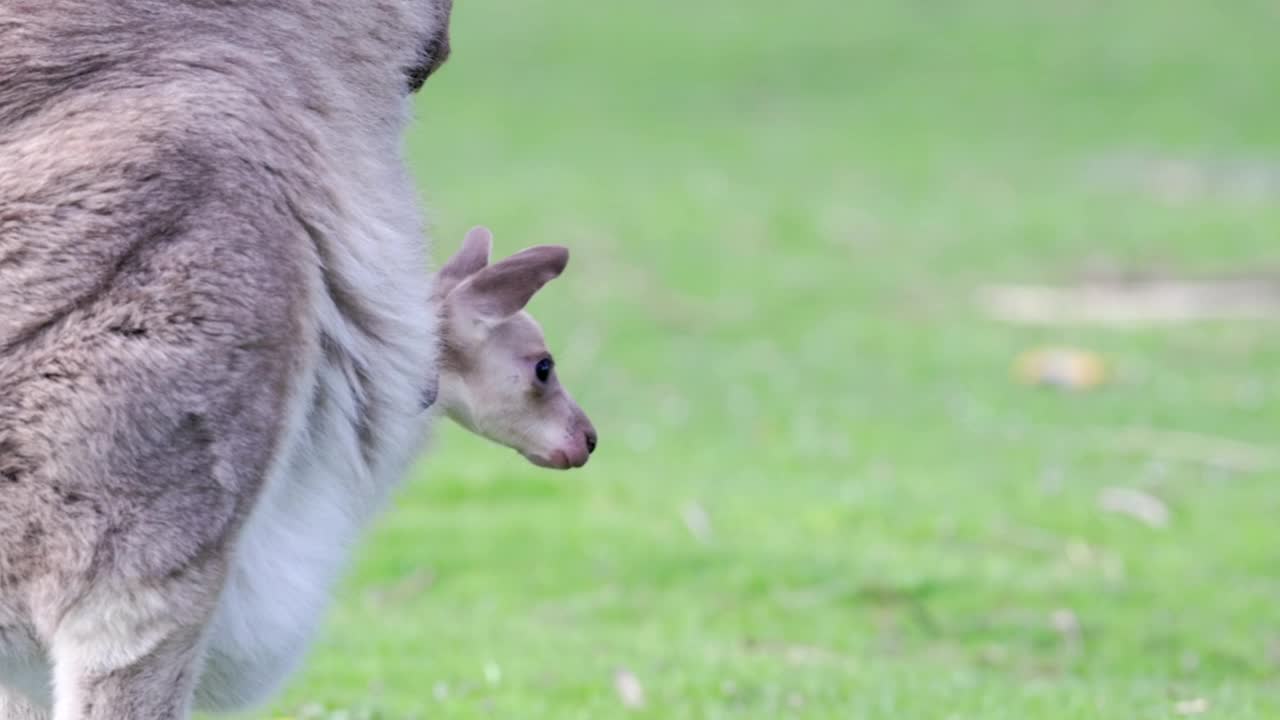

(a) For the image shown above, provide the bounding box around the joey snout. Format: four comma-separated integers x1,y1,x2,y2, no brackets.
524,406,597,470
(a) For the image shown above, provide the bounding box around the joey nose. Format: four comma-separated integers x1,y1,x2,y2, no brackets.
584,429,598,454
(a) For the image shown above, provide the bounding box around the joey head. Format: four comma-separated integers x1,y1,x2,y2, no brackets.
435,227,598,469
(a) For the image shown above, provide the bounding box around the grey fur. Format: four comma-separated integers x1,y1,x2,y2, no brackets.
0,1,453,717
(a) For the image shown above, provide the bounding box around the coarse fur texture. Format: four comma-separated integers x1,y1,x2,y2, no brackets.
0,0,453,716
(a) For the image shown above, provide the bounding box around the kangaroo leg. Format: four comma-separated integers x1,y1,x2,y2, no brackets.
47,560,223,720
53,629,203,720
0,690,47,720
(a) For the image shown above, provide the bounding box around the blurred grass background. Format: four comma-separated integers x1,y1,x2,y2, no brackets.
257,1,1280,717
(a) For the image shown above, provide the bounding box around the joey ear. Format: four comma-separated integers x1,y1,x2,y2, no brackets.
435,226,493,299
448,245,569,322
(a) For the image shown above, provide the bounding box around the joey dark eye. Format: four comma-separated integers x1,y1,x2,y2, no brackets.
535,357,554,383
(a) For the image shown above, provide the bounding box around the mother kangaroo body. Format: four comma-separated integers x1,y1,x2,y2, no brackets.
0,1,456,716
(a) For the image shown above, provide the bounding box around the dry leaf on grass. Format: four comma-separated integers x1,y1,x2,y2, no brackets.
614,668,647,710
1013,347,1109,390
681,501,714,544
1098,487,1170,528
1174,697,1210,715
1050,608,1083,655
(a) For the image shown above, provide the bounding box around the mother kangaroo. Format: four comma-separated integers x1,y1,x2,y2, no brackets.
0,1,461,716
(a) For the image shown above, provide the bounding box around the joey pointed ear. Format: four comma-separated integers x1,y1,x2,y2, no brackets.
449,245,569,322
435,226,493,299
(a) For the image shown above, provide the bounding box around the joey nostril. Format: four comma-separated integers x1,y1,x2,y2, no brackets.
584,430,598,454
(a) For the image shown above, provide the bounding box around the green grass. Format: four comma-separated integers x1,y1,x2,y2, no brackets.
253,1,1280,717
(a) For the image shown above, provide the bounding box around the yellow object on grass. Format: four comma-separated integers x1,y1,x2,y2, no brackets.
1014,347,1109,390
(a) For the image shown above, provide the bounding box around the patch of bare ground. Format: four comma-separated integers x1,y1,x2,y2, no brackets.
978,271,1280,327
